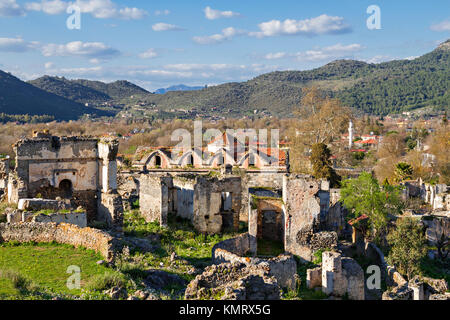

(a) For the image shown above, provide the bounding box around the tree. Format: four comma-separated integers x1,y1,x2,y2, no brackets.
294,86,350,145
310,143,341,187
341,172,404,242
387,218,427,280
394,162,413,182
290,86,350,173
428,127,450,184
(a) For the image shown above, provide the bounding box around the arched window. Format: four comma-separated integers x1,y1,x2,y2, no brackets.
155,155,162,167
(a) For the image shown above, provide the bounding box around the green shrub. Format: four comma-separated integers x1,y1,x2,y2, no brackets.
85,271,127,292
0,269,39,293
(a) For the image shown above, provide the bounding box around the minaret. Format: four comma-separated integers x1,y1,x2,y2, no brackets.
348,120,353,149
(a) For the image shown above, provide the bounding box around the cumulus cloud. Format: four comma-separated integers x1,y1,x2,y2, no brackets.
430,19,450,32
139,48,158,59
25,0,147,19
250,14,351,38
152,22,184,31
0,37,37,52
193,27,245,44
204,6,240,20
0,0,25,16
41,41,120,58
264,43,363,62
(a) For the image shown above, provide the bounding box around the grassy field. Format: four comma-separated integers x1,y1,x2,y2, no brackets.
0,210,332,300
0,242,111,299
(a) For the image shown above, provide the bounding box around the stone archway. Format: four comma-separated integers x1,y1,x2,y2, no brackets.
59,179,73,199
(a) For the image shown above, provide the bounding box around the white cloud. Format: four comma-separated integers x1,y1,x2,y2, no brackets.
0,0,25,16
155,9,170,16
25,0,66,14
0,37,36,52
250,14,351,38
44,62,54,69
264,52,287,60
25,0,147,19
204,6,240,20
264,43,363,62
430,19,450,32
41,41,120,58
139,48,158,59
193,27,245,44
152,22,184,31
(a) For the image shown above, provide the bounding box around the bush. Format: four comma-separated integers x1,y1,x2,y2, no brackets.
0,269,39,293
387,218,427,280
85,271,127,292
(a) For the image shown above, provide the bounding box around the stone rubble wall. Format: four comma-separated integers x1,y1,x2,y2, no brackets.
211,233,297,290
7,210,87,228
18,198,71,211
420,183,448,211
32,212,87,228
0,222,115,261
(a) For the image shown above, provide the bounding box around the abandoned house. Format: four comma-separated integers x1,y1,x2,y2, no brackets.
247,175,350,260
140,173,242,234
7,131,123,230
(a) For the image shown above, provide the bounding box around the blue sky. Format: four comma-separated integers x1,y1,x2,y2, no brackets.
0,0,449,91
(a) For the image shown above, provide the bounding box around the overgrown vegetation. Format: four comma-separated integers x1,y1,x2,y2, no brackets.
387,218,428,280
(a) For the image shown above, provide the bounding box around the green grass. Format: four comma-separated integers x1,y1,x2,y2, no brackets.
0,242,112,299
123,210,235,270
282,257,327,300
420,256,450,285
257,238,284,257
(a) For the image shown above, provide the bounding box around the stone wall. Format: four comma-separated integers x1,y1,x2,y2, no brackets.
240,171,285,222
283,175,338,261
0,222,115,261
249,195,284,244
139,174,171,226
32,212,87,228
98,192,124,231
172,175,196,219
0,157,9,190
193,176,241,234
318,251,365,300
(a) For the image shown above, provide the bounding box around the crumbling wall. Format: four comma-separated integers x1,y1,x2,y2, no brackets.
193,176,241,234
185,262,281,300
313,251,365,300
98,192,124,231
172,175,196,220
139,174,172,226
32,212,87,228
211,233,297,290
0,157,9,191
240,171,285,222
283,175,337,261
0,222,115,261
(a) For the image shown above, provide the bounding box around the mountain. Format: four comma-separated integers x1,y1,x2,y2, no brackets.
14,39,450,120
155,84,205,94
29,77,149,104
145,40,449,116
0,71,113,121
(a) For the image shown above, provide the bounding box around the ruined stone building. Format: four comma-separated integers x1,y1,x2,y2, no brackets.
132,131,289,172
7,132,123,230
247,175,349,259
140,173,242,234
